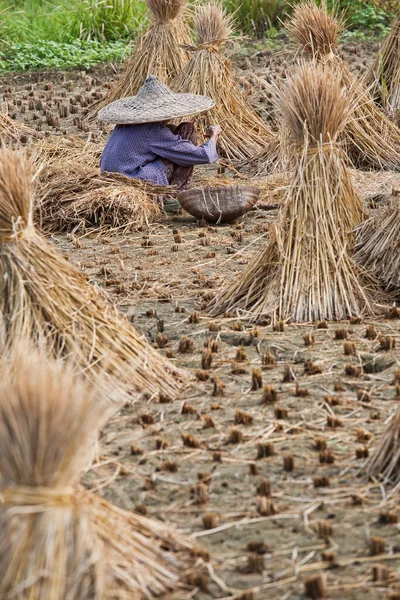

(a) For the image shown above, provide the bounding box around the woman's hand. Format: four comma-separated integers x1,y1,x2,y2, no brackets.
208,125,222,141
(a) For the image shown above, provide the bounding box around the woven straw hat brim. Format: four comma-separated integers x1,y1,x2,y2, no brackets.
98,93,215,124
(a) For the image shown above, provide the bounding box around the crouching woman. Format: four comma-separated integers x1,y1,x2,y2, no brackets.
99,75,221,209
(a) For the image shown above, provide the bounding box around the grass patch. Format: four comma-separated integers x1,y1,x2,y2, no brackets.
0,39,132,72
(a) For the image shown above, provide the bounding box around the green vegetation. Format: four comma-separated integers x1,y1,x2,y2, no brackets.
0,0,397,73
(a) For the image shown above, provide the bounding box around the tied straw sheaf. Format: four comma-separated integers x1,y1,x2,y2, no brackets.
88,0,191,119
286,0,400,171
208,62,388,323
0,147,187,401
171,2,279,163
364,11,400,122
365,407,400,484
355,188,400,293
0,348,196,599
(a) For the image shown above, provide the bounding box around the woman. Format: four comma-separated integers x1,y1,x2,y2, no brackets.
99,75,221,194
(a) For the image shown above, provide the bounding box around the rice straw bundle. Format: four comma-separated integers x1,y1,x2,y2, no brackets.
0,147,187,400
0,348,196,598
80,489,195,598
170,2,279,162
208,63,383,323
36,166,165,234
88,0,191,119
0,350,106,598
287,1,400,171
365,408,400,484
355,188,400,292
364,11,400,122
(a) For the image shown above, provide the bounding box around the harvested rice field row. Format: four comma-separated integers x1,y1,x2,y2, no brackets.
3,35,400,600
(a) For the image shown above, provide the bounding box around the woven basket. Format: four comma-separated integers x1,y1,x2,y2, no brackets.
177,185,260,224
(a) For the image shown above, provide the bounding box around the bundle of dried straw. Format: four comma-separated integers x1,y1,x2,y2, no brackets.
286,1,400,171
88,0,191,119
0,348,196,598
0,148,186,401
0,350,107,597
170,2,279,163
208,63,384,323
364,11,400,122
355,188,400,292
36,166,165,234
365,408,400,484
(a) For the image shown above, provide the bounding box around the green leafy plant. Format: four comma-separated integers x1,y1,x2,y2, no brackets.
0,39,131,72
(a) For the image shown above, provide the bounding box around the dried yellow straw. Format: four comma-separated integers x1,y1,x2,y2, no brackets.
287,0,400,171
0,349,106,598
88,0,191,119
364,11,400,122
170,2,278,163
355,189,400,292
365,408,400,484
0,347,196,598
208,62,385,323
0,147,187,400
36,167,164,234
0,105,38,143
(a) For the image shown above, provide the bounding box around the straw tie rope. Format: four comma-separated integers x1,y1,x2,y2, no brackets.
1,486,76,508
0,219,32,244
304,142,341,156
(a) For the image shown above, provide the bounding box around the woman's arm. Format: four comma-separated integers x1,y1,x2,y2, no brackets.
150,125,220,166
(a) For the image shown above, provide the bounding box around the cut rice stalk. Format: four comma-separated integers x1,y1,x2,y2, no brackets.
170,2,279,163
0,147,187,401
87,0,191,119
208,62,386,323
287,0,400,171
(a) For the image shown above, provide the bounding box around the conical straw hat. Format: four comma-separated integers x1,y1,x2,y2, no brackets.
98,75,215,124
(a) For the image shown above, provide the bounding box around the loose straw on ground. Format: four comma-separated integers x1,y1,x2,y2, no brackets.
286,0,400,171
355,188,400,293
0,348,196,598
170,2,279,163
0,148,187,400
0,105,38,143
88,0,191,119
364,11,400,123
208,63,385,323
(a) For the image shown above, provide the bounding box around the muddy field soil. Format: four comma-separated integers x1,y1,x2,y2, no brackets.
2,38,400,599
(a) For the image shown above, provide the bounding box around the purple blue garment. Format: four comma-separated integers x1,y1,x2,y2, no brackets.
100,122,218,185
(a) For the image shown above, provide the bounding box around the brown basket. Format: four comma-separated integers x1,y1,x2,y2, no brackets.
177,185,260,224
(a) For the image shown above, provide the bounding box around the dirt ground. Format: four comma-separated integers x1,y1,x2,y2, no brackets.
2,38,400,599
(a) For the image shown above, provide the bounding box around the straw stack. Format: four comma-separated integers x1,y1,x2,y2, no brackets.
0,350,106,598
35,165,164,234
285,1,400,171
365,408,400,484
170,2,279,163
88,0,191,119
355,188,400,293
208,63,382,323
364,11,400,123
0,148,186,401
0,348,196,598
